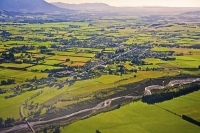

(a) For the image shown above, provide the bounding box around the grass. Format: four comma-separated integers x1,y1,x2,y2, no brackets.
171,48,200,55
0,49,7,52
24,70,178,111
47,56,91,62
181,70,200,75
0,63,33,68
54,51,75,56
0,89,41,119
41,70,178,107
62,101,200,133
62,62,85,66
27,86,68,105
144,55,200,69
27,65,62,71
32,53,50,58
157,90,200,122
152,47,171,51
43,60,63,65
70,53,95,58
0,68,48,83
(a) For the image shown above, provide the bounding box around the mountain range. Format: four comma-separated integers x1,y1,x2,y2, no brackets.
52,2,113,11
0,0,64,12
0,0,200,15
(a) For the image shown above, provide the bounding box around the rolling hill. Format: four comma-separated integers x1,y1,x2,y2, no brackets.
0,0,64,12
52,2,113,11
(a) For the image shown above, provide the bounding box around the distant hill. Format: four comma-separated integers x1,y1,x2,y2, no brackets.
0,0,65,12
181,11,200,16
52,2,113,11
52,3,200,15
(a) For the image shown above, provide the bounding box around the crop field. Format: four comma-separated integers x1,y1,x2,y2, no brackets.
152,47,171,51
47,55,91,62
32,53,51,58
144,55,200,69
62,101,200,133
62,62,85,66
0,63,33,68
43,60,63,65
157,90,200,122
0,89,41,119
27,65,62,71
0,69,48,84
171,48,200,55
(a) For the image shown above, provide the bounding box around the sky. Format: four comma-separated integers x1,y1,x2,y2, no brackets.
45,0,200,7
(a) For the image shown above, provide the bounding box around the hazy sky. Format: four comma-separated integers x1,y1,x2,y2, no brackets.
45,0,200,7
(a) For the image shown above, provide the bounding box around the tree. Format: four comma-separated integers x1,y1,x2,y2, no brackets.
53,127,60,133
33,76,37,81
108,68,113,75
0,89,6,94
133,69,137,73
65,58,70,62
96,130,101,133
198,65,200,69
0,117,4,128
4,118,15,127
43,127,47,133
1,80,7,85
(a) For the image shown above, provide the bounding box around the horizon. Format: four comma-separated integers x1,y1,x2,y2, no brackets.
45,0,200,7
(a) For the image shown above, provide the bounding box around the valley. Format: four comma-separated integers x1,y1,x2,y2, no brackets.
0,0,200,133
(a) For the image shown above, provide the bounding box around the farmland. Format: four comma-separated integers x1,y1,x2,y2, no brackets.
0,8,200,133
62,101,200,133
157,89,200,122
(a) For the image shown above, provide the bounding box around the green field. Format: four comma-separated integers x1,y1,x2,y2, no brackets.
47,55,91,62
27,65,62,71
157,90,200,122
0,63,33,68
62,101,199,133
144,55,200,69
152,47,171,51
0,89,41,119
0,69,48,83
43,60,63,65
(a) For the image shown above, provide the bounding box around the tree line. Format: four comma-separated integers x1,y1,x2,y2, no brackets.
182,115,200,126
142,84,200,104
0,117,15,128
1,79,15,85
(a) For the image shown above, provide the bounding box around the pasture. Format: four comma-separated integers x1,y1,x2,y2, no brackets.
62,101,200,133
0,69,48,83
0,63,33,68
27,65,62,71
47,55,91,62
0,89,41,119
157,90,200,122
